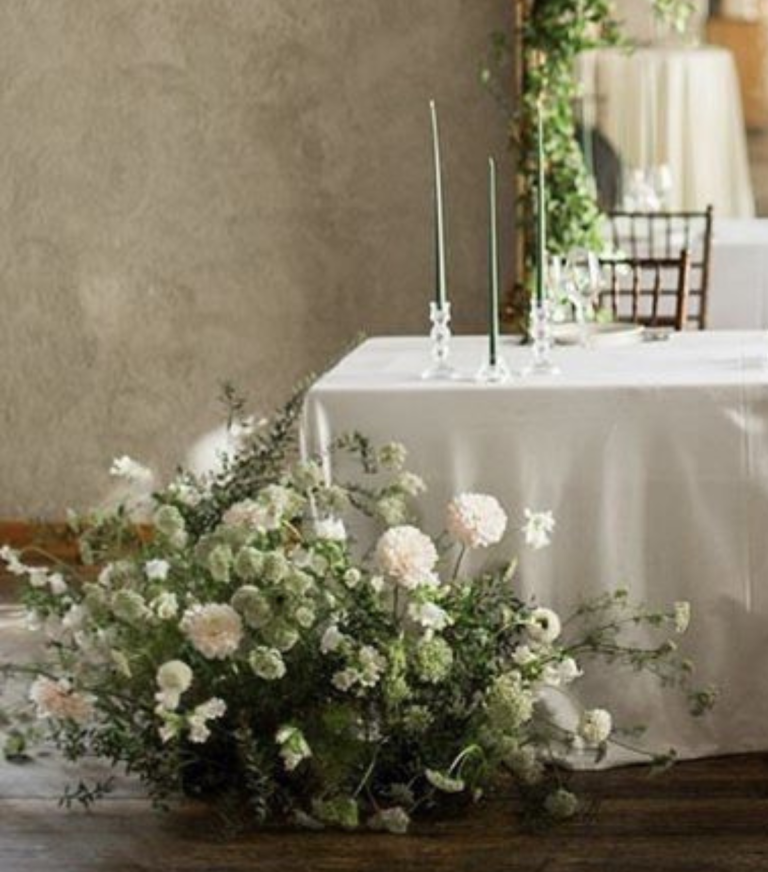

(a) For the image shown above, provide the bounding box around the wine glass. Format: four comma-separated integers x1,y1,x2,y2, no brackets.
565,248,602,347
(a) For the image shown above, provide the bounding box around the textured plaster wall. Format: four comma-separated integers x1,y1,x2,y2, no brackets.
0,0,513,517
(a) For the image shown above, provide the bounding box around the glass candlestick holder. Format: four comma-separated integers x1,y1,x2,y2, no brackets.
422,301,459,380
475,355,511,384
521,297,560,377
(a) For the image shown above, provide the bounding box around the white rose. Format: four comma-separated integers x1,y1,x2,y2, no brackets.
155,660,193,711
578,708,613,745
180,604,243,660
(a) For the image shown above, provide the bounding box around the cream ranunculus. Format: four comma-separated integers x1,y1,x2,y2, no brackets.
180,604,243,660
375,526,438,590
526,607,562,644
446,493,508,549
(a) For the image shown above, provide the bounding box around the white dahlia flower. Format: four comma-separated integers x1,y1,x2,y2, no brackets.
375,525,438,590
446,493,508,548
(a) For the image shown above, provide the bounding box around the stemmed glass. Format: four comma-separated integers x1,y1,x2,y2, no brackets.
564,248,602,348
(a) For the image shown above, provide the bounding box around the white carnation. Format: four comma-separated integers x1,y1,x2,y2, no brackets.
522,509,556,550
578,708,613,745
375,526,438,590
446,493,508,548
188,698,227,744
180,604,243,660
29,677,93,724
527,607,562,644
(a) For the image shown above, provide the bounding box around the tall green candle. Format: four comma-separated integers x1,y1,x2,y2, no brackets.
488,156,499,366
429,100,447,310
536,100,546,304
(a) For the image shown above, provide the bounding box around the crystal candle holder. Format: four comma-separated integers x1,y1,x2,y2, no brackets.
475,355,511,384
422,301,459,381
522,298,560,377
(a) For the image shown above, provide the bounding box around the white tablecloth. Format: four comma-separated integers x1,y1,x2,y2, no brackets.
709,218,768,328
303,333,768,764
579,46,755,217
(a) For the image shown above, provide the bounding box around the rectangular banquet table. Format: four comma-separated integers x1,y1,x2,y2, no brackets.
303,332,768,765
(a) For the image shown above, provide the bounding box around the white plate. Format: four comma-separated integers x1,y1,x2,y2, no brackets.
552,322,645,347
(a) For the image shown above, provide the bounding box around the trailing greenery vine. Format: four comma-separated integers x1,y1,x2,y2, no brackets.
483,0,694,324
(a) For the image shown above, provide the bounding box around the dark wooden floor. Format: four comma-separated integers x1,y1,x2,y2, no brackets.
4,583,768,871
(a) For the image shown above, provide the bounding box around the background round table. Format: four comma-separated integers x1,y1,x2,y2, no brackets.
579,45,755,217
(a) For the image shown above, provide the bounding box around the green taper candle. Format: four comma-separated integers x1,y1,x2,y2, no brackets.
536,100,546,304
429,100,447,309
488,156,499,366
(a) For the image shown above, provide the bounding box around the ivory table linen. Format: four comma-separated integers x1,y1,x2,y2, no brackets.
303,333,768,764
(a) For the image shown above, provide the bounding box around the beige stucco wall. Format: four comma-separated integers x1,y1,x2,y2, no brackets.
0,0,512,517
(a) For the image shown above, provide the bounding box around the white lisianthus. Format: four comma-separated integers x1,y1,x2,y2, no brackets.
155,660,193,711
313,517,347,542
276,725,312,771
109,455,154,486
151,591,179,620
29,678,93,725
674,601,691,635
28,568,49,588
541,657,582,687
375,526,438,590
521,509,556,550
188,698,227,744
578,708,613,745
180,604,243,660
527,607,562,644
0,545,27,576
446,493,508,549
321,625,346,654
408,601,451,632
145,559,170,582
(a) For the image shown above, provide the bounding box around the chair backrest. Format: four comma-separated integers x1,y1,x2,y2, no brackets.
598,250,692,331
606,206,713,328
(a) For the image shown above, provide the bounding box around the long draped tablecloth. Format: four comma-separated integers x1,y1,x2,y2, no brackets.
302,333,768,765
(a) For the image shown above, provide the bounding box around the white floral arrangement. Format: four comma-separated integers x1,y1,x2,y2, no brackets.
0,392,713,833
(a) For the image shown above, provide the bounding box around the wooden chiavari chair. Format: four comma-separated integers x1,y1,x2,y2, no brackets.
606,206,713,328
598,250,692,331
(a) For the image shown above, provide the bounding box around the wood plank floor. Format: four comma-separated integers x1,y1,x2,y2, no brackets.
4,583,768,871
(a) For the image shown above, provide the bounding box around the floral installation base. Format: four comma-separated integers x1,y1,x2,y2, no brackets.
0,385,714,834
